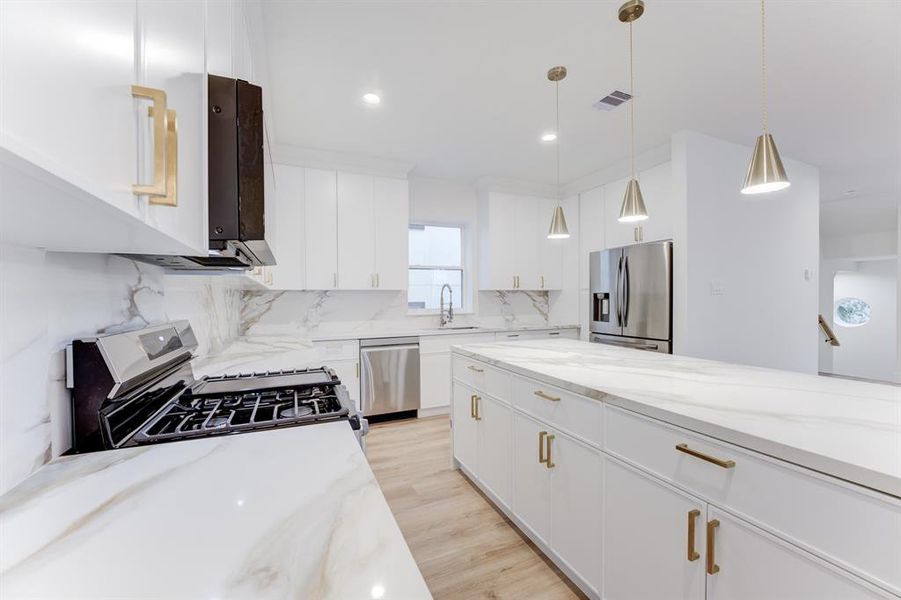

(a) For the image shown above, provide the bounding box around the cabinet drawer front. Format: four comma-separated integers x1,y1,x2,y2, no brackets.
312,339,360,361
452,356,511,403
511,376,602,447
605,406,901,595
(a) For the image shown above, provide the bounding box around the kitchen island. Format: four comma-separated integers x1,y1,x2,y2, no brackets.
451,338,901,600
0,421,431,599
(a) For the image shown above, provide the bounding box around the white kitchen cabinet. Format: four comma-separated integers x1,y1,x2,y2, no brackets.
313,339,360,411
267,164,305,289
373,177,410,290
476,394,513,507
706,508,890,600
538,199,565,290
636,161,674,243
0,1,139,226
579,186,605,290
421,332,496,412
604,455,706,600
336,172,408,290
452,382,480,473
478,192,519,290
329,359,361,413
603,163,673,249
337,172,376,290
496,328,579,342
512,411,551,544
304,168,339,290
478,192,563,290
550,431,603,593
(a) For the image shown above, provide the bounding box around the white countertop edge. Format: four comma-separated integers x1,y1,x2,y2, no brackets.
308,324,579,342
451,345,901,500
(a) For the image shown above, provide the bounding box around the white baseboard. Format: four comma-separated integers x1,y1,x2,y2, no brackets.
418,405,450,418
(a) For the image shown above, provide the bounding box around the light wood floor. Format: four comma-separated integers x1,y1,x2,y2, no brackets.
367,415,586,600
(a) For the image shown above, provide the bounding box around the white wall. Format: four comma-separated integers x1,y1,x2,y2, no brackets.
830,260,897,382
671,131,820,373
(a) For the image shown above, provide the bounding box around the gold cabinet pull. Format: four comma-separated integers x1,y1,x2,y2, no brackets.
467,365,484,373
545,434,555,468
473,395,482,420
540,275,545,288
131,85,170,199
538,430,548,464
687,509,700,561
706,519,720,575
675,443,735,469
534,390,561,402
470,395,475,419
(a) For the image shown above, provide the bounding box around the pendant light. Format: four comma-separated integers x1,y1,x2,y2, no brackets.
547,65,570,239
741,0,790,194
617,0,648,223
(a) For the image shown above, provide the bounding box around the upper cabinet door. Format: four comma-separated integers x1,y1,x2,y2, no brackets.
139,0,207,254
268,164,305,290
579,186,605,290
480,193,518,290
604,177,635,249
373,177,409,290
538,198,564,290
514,196,540,290
0,0,139,219
304,169,338,290
638,161,674,243
603,456,706,600
337,172,376,289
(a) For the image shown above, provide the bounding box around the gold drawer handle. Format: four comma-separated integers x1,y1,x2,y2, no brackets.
687,509,700,561
675,443,735,469
473,395,481,420
467,365,485,373
706,519,720,575
545,434,555,468
538,430,548,464
534,390,561,402
132,86,178,206
470,394,475,419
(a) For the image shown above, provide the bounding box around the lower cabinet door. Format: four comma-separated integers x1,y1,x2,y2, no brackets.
512,411,551,544
603,456,706,600
452,382,479,473
476,395,512,507
549,432,603,593
706,509,892,600
419,353,450,410
329,359,360,412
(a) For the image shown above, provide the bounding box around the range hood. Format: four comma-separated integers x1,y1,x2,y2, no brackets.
128,75,275,271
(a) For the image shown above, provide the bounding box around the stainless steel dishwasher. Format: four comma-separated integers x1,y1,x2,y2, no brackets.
360,337,420,417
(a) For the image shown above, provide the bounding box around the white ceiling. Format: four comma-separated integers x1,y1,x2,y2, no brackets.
261,0,901,204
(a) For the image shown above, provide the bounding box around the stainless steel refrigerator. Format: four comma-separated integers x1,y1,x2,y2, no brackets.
589,241,673,353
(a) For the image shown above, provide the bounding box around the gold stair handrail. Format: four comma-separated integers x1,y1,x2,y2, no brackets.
818,314,840,347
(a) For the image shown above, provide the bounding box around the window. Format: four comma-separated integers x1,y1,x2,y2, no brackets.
408,224,463,310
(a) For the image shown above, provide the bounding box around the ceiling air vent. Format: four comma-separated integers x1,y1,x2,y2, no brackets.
593,90,632,111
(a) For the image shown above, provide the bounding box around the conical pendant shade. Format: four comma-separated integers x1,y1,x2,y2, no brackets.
618,178,648,223
547,205,570,239
742,133,790,195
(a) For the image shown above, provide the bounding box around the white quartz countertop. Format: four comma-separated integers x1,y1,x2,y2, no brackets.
0,422,431,599
306,323,579,342
453,339,901,498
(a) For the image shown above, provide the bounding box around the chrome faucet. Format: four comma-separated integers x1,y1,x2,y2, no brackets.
439,283,454,327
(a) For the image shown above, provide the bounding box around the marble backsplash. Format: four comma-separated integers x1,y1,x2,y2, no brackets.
0,245,557,494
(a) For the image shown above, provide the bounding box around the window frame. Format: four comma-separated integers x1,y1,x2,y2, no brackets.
407,222,469,314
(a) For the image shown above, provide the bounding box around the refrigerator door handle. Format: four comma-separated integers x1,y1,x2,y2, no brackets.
616,255,624,326
623,255,631,328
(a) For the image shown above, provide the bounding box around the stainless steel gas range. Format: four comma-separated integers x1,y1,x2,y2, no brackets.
66,321,367,453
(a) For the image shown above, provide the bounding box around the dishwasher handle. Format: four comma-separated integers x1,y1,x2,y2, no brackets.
361,344,420,353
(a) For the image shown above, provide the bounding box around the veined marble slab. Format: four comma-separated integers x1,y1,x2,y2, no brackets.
307,324,579,342
452,339,901,498
0,422,431,599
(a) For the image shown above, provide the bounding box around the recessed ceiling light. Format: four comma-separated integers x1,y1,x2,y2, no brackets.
541,132,557,142
362,92,381,105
